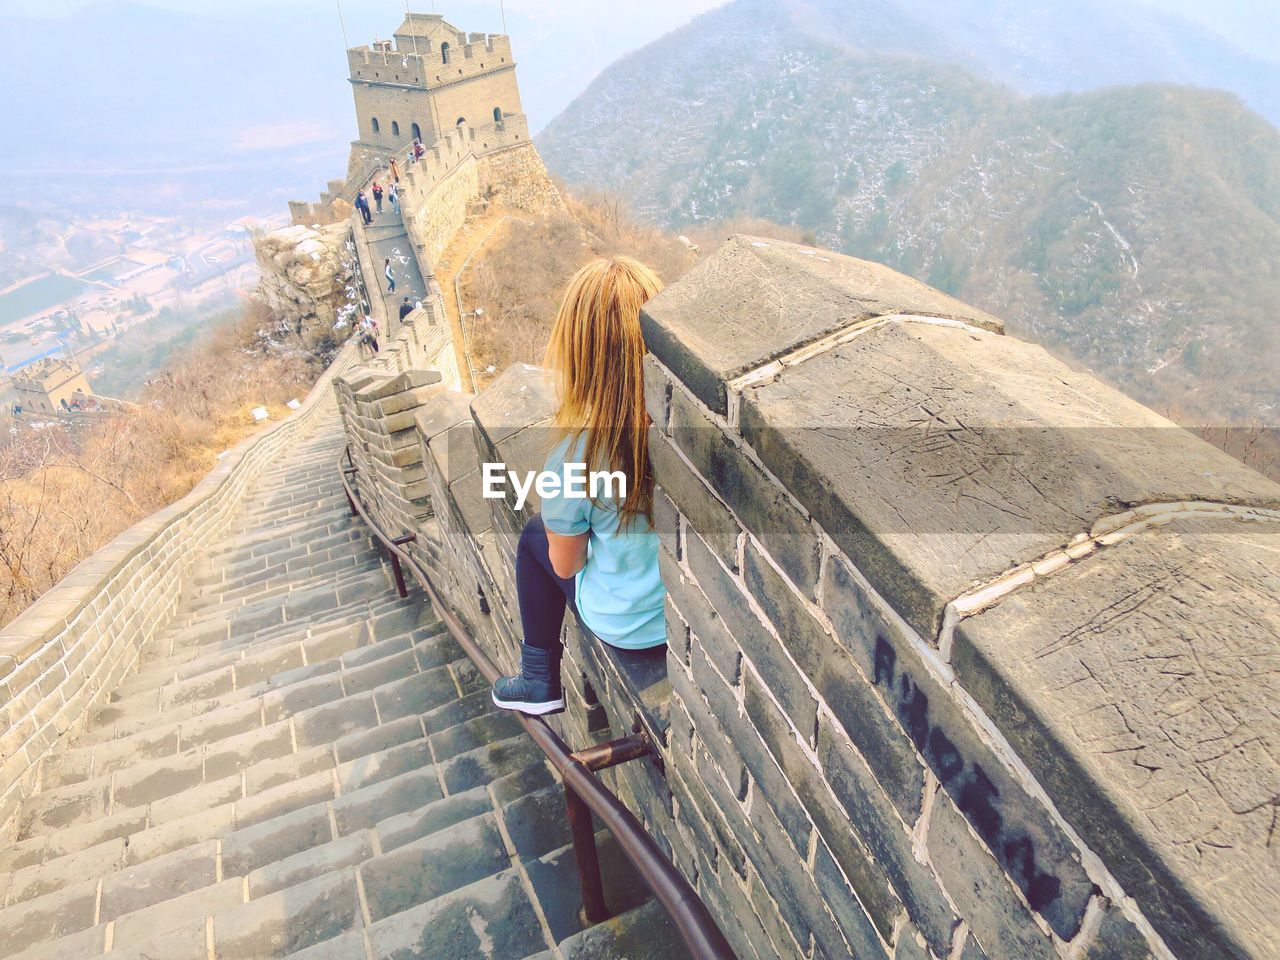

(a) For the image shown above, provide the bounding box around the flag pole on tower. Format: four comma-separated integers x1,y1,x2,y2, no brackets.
334,0,349,49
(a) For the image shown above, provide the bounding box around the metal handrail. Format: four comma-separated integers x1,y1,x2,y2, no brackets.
338,455,737,959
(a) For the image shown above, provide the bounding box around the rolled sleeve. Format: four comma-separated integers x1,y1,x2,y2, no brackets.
541,436,591,535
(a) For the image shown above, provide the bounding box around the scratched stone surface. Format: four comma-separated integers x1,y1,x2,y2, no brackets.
640,234,1004,413
955,516,1280,960
736,319,1280,638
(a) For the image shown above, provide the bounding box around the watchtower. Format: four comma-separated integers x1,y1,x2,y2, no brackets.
346,12,525,157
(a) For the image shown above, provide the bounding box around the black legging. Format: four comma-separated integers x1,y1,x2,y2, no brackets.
517,514,577,650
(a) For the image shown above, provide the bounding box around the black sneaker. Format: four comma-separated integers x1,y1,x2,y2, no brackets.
492,642,564,715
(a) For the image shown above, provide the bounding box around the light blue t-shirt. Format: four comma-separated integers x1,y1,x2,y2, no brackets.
540,434,666,650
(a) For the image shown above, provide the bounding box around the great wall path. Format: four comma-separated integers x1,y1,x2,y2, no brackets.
0,401,689,960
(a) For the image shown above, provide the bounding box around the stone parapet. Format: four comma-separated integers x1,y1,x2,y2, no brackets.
330,233,1280,960
640,235,1280,960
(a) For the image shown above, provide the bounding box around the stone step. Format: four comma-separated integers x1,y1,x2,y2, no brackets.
104,604,430,713
1,755,557,959
3,716,550,926
74,609,446,748
526,899,695,960
168,568,393,644
14,696,530,894
17,645,475,838
40,626,447,791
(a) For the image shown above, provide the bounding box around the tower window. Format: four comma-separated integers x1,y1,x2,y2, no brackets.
371,117,380,134
456,117,466,127
391,121,400,137
411,122,422,141
441,42,450,64
493,106,503,123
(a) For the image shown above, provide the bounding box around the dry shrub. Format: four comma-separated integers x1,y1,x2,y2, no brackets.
460,193,821,385
0,299,324,627
462,191,699,382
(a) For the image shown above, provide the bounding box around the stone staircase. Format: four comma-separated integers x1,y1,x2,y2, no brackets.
0,407,691,960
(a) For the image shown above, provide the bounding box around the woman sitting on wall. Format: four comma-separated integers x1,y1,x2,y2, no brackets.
492,257,667,715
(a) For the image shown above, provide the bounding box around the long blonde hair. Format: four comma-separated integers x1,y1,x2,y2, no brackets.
544,256,663,528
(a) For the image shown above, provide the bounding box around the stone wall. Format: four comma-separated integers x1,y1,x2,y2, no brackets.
394,119,561,272
0,345,358,838
478,142,565,218
402,152,480,271
333,235,1280,960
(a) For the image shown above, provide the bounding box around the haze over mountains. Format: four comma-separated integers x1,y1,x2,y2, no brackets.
0,0,725,221
540,0,1280,429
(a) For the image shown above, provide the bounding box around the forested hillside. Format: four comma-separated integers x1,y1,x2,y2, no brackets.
540,0,1280,431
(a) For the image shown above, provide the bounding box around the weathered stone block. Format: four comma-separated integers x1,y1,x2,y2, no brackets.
639,235,1002,415
738,318,1280,641
1082,904,1157,960
822,551,1094,939
812,838,891,960
817,722,958,955
953,517,1279,960
926,793,1056,960
650,426,739,568
684,529,816,740
643,355,672,433
660,542,740,682
669,385,819,591
744,540,924,822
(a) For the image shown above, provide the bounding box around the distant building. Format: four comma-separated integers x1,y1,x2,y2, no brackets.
12,355,93,415
347,13,526,157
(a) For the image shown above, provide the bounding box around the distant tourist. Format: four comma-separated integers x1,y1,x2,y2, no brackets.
372,181,384,214
358,314,379,354
388,183,399,214
389,157,401,183
354,190,372,225
413,138,425,161
491,257,667,717
399,296,413,320
384,258,396,293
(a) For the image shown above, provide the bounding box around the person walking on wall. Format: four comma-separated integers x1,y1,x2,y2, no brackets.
357,314,379,356
399,296,413,321
372,180,384,215
388,182,399,214
492,257,667,715
354,190,372,225
384,258,396,293
389,157,401,183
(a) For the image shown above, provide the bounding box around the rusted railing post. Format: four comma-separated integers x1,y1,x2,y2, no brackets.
564,732,655,926
565,782,610,924
390,534,416,598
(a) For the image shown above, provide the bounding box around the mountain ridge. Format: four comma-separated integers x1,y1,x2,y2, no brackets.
539,0,1280,429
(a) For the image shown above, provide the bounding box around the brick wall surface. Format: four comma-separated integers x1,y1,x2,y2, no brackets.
332,234,1280,960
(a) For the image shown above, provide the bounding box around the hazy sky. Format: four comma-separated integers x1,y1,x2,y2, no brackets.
9,0,1277,62
2,0,1275,219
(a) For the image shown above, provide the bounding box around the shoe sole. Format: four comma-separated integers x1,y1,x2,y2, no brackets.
491,690,566,716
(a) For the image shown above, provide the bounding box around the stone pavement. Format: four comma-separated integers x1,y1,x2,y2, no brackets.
0,403,689,960
362,198,428,325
